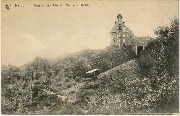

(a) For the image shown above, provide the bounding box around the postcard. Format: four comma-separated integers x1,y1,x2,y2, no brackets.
1,0,179,115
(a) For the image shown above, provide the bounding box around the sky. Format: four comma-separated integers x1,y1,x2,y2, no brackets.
2,0,179,66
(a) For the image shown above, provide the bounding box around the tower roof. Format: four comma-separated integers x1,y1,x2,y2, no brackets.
111,22,132,33
111,14,133,33
117,14,123,18
111,22,125,33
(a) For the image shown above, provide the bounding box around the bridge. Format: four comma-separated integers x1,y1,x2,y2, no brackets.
126,37,153,55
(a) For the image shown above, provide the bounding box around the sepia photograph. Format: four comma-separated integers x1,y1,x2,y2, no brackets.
1,0,179,115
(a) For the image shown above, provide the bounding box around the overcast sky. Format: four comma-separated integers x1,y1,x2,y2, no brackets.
2,0,178,66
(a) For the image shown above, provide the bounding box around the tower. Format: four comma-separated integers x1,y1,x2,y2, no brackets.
110,14,134,47
117,14,123,23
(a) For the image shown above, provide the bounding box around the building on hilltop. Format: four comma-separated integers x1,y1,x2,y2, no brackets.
110,14,134,47
110,14,154,55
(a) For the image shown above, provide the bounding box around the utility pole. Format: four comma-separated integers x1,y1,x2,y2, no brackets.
39,70,45,79
48,69,55,90
56,65,61,76
30,68,34,103
39,70,45,90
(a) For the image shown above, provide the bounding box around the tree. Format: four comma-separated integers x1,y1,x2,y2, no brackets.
137,17,179,112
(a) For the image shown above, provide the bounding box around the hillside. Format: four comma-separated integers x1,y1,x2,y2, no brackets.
1,45,136,114
77,59,153,114
99,59,139,80
1,18,178,114
76,18,179,114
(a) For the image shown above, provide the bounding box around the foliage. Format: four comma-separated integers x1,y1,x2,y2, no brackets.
1,44,135,114
2,18,178,115
137,17,179,112
76,60,154,114
75,18,179,114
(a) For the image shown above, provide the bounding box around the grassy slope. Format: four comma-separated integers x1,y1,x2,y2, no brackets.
99,59,139,80
78,59,153,114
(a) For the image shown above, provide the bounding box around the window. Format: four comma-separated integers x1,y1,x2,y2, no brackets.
117,39,119,43
123,34,125,37
123,38,125,43
113,38,116,42
118,26,122,30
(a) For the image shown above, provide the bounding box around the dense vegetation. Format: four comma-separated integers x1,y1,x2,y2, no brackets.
1,45,135,114
1,18,178,114
137,18,179,112
76,18,179,114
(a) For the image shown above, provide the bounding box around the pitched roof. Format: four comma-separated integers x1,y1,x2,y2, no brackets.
127,37,153,46
111,22,132,33
111,22,124,33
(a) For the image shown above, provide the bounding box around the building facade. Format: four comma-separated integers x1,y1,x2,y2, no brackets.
110,14,154,55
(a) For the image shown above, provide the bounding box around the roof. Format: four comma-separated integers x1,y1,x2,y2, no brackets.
117,14,123,18
127,36,153,46
111,22,125,33
111,22,133,34
86,69,99,74
134,36,153,40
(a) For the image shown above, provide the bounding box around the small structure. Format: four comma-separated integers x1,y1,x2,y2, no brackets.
86,69,100,79
57,95,67,101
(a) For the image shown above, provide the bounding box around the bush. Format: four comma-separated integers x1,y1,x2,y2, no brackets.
137,18,179,112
